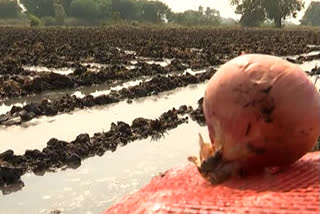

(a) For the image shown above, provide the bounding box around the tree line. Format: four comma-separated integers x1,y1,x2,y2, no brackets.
0,0,226,26
0,0,319,27
230,0,319,27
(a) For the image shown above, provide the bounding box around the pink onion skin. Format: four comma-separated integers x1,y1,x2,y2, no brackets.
203,54,320,170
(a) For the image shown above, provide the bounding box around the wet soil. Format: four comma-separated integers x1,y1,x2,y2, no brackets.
0,27,319,213
0,99,204,188
1,27,320,99
0,69,214,127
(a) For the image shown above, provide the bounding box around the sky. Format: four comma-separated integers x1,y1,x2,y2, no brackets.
160,0,320,24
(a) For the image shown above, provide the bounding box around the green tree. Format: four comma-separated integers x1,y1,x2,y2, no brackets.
205,7,220,17
172,8,220,26
111,0,140,20
198,5,204,15
42,16,56,26
29,14,41,26
54,3,65,25
140,1,158,22
70,0,99,19
230,0,266,27
301,1,320,26
230,0,304,28
140,0,170,23
264,0,304,28
22,0,55,17
96,0,112,19
60,0,73,16
0,0,21,18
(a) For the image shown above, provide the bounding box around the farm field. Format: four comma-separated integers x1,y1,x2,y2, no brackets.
0,27,319,214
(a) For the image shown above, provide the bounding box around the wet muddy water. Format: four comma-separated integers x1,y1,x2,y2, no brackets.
0,83,206,154
0,121,207,214
0,55,319,214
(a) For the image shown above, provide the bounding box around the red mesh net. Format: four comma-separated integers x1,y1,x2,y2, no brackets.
104,152,320,214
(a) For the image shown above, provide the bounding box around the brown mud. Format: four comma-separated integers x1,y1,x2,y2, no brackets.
1,27,320,99
0,69,214,126
0,27,319,198
0,99,205,190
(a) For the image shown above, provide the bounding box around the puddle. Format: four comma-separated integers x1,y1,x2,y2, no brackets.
1,52,319,214
135,57,173,67
0,121,207,214
116,47,136,56
129,58,172,67
191,48,203,52
81,63,109,72
145,58,172,67
88,79,142,98
0,83,207,154
311,75,320,90
0,78,148,115
73,79,143,98
0,63,191,115
285,50,320,61
81,63,107,69
123,50,136,55
23,66,74,75
183,68,207,75
307,44,320,49
0,102,26,115
305,51,320,57
124,65,136,70
299,59,319,71
0,88,85,115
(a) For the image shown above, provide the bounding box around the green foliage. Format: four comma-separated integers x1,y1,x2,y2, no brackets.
301,1,320,26
0,0,21,18
97,0,112,19
111,0,140,20
54,3,66,25
264,0,304,28
70,0,100,19
230,0,304,28
9,0,234,27
41,16,56,26
60,0,73,16
29,14,41,26
230,0,265,27
140,0,171,23
22,0,55,17
172,7,221,26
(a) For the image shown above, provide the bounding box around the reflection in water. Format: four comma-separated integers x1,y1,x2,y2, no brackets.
0,58,178,114
183,68,207,75
145,58,172,67
23,66,74,75
0,102,26,115
286,50,320,61
305,51,320,57
0,60,319,153
0,78,147,115
0,55,319,214
311,75,320,90
307,44,320,48
0,181,25,195
0,83,207,154
299,60,320,90
0,121,207,214
89,79,142,98
299,59,319,71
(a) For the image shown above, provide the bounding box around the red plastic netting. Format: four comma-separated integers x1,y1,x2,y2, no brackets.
104,152,320,214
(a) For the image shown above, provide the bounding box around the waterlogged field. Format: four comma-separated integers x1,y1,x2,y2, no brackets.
0,27,319,214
